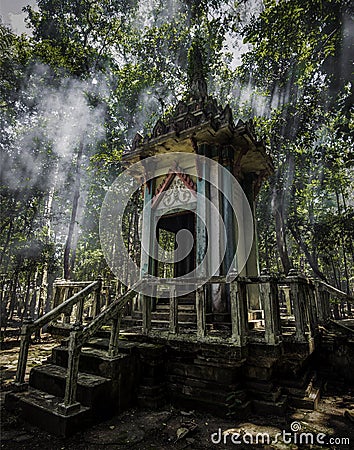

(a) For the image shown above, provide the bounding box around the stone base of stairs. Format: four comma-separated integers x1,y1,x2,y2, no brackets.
5,328,327,436
5,388,91,437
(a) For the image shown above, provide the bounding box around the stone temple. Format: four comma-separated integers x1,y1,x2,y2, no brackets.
5,48,354,436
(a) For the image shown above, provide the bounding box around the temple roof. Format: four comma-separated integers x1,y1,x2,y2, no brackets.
122,93,274,177
122,44,273,177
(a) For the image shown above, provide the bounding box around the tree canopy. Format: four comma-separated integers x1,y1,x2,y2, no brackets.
0,0,353,323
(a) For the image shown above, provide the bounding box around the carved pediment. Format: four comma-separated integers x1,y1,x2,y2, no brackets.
221,105,234,125
152,119,167,138
152,167,196,208
182,113,195,131
131,132,143,151
157,176,194,209
174,101,188,117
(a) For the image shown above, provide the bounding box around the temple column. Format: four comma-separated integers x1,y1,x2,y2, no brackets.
209,161,223,312
196,143,210,278
140,181,154,278
243,175,260,309
220,147,236,276
218,147,236,314
139,180,154,316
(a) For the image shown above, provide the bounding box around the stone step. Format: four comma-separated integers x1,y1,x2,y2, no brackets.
51,345,137,380
281,326,297,333
168,380,235,406
155,297,195,306
156,303,196,311
137,392,166,409
288,387,320,410
245,379,274,393
283,372,321,410
29,364,114,416
151,311,196,322
5,387,91,437
121,316,198,329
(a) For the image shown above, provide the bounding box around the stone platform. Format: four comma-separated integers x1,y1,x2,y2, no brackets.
5,326,324,436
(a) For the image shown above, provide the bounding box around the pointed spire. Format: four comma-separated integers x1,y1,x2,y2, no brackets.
187,40,208,101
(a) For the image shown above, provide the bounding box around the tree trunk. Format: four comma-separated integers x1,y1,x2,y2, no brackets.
271,181,292,274
0,221,13,268
63,142,84,280
289,224,327,281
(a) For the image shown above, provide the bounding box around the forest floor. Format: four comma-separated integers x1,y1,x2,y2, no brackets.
1,323,354,449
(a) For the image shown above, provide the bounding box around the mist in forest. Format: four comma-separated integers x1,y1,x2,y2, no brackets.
0,64,108,264
0,0,352,314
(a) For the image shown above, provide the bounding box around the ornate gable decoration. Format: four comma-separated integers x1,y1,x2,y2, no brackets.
152,166,196,208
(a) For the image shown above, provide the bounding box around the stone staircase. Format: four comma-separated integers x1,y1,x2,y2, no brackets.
6,327,328,436
6,309,331,439
275,352,321,410
243,355,288,415
5,341,139,436
122,293,198,330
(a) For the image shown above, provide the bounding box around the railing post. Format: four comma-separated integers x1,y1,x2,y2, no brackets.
286,270,307,343
59,323,82,415
93,276,103,318
323,288,331,323
14,316,33,389
283,286,292,315
51,280,62,309
142,295,152,335
307,280,318,334
230,279,248,346
333,300,340,320
260,278,281,345
63,287,72,324
75,297,84,325
108,315,121,357
196,286,206,338
169,286,178,335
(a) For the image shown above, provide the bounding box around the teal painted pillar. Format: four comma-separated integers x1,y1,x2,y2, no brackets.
140,180,154,278
196,143,210,278
139,180,154,314
218,147,236,314
220,146,236,275
243,174,260,309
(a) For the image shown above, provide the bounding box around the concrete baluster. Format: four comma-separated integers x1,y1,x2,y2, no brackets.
59,323,82,415
169,285,178,335
14,316,33,388
230,279,248,346
196,285,206,338
108,315,121,357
